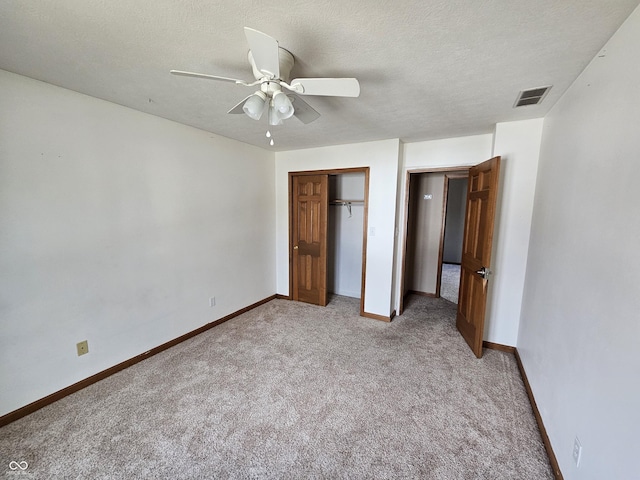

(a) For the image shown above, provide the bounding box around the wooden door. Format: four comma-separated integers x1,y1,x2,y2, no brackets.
292,174,328,306
456,156,500,358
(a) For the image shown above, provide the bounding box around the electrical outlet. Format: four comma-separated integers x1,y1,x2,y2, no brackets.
76,340,89,356
573,436,582,467
209,296,216,307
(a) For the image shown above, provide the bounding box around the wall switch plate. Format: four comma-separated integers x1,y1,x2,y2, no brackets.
209,297,216,307
76,340,89,356
573,436,582,467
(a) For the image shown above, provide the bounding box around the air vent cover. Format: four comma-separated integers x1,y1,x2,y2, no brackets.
514,86,552,107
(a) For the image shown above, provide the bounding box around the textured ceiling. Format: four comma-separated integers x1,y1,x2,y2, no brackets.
1,0,638,151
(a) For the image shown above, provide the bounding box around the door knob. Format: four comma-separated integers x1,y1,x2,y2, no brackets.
293,245,298,250
475,267,491,279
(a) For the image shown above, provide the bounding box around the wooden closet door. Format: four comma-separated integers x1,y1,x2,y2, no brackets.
292,174,328,306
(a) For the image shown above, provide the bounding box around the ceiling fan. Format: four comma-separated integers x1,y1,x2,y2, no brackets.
170,27,360,126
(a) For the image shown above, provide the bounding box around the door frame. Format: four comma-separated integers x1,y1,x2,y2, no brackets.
288,167,370,316
398,166,470,315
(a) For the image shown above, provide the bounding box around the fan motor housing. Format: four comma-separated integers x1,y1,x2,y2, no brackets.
248,48,294,83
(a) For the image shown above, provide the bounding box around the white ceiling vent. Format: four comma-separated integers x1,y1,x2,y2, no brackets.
514,86,552,107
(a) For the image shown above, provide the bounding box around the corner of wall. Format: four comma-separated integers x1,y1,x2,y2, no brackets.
484,119,543,346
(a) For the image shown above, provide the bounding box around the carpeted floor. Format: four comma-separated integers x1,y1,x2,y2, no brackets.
0,295,553,479
440,263,461,304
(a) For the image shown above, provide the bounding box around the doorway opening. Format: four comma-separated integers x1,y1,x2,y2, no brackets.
440,175,468,304
289,168,369,316
399,157,501,358
399,167,469,316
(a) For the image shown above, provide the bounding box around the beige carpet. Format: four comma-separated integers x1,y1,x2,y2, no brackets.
0,295,553,479
440,263,461,304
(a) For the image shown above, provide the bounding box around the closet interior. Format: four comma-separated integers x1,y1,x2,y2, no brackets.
327,172,365,300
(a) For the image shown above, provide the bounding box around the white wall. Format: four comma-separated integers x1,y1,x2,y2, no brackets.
0,71,276,416
486,119,543,345
403,134,495,170
275,139,400,317
518,6,640,479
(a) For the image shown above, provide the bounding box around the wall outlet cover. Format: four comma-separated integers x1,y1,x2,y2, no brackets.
573,436,582,467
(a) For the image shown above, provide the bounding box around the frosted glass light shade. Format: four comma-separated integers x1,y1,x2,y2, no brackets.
272,91,294,119
268,106,283,126
243,92,266,120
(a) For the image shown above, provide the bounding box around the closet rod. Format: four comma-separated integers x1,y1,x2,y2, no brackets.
329,199,364,205
330,200,363,218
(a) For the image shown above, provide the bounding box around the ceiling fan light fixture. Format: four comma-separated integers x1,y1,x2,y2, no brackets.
243,91,267,120
272,91,294,119
268,103,284,126
171,27,360,131
268,109,283,126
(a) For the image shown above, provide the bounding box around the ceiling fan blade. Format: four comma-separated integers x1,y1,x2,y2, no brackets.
289,78,360,97
289,94,321,124
227,95,252,114
170,70,246,84
244,27,280,79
